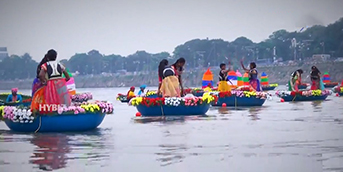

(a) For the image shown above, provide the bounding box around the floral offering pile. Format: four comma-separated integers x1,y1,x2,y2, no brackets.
129,94,215,107
262,83,279,88
57,101,113,114
71,92,93,102
211,91,269,99
146,91,158,96
333,86,343,93
1,106,34,123
275,90,332,97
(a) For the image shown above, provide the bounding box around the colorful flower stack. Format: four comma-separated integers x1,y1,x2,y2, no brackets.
214,91,269,99
58,101,114,114
236,70,243,87
322,72,338,88
260,72,269,86
243,72,250,86
63,68,76,95
202,68,213,89
70,92,93,102
227,71,237,87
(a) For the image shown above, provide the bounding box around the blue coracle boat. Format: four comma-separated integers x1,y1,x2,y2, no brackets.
136,104,210,117
213,96,266,106
4,112,105,132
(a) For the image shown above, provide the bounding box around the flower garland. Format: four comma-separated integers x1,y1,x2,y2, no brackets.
129,94,215,107
70,92,93,102
275,90,332,97
1,106,34,123
213,91,268,99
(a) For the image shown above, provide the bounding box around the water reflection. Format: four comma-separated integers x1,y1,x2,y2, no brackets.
29,129,112,171
156,144,187,166
248,107,262,120
311,101,322,112
30,134,70,171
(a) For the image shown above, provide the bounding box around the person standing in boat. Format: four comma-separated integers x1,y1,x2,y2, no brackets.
31,49,71,112
160,58,186,97
288,69,303,91
218,63,231,92
310,66,324,90
157,59,168,96
171,58,186,96
32,55,48,97
241,60,262,91
6,88,23,103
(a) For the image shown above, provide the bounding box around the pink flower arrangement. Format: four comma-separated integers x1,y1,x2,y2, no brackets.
184,97,201,106
1,106,34,123
71,92,93,102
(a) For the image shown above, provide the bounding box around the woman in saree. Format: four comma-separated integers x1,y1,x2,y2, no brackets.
31,49,71,112
288,69,303,91
171,58,186,96
241,60,262,91
160,58,186,97
310,66,324,90
157,59,168,96
32,55,48,97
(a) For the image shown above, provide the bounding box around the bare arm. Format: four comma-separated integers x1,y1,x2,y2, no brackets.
39,70,47,84
63,70,70,81
240,60,249,73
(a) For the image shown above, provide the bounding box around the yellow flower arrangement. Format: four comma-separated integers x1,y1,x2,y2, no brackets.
312,90,321,96
243,91,257,97
80,104,100,112
340,87,343,93
130,97,143,106
202,94,215,103
146,91,157,96
0,106,4,117
269,83,279,87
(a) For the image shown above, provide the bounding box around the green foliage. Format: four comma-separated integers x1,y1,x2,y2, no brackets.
0,18,342,80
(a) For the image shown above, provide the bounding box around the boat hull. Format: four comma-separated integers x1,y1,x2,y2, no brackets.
136,104,210,116
4,112,105,132
262,86,276,91
281,95,328,102
213,97,266,106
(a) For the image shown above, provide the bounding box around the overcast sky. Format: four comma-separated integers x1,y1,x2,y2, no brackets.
0,0,343,61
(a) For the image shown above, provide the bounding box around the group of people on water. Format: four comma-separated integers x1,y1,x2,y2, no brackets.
288,66,324,91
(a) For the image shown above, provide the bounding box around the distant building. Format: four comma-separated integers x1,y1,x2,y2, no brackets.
312,54,330,62
0,47,8,62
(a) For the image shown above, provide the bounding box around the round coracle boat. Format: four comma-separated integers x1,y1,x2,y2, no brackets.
261,83,279,91
324,82,339,88
0,101,113,133
210,91,269,107
332,86,343,96
275,90,331,102
116,94,132,103
129,94,215,117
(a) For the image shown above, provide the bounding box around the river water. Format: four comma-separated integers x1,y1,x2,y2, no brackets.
0,87,343,172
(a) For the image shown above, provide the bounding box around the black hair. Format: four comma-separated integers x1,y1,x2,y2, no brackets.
292,69,303,77
36,55,49,77
311,66,320,73
220,63,226,68
46,49,57,61
250,62,256,69
172,57,186,71
158,59,168,79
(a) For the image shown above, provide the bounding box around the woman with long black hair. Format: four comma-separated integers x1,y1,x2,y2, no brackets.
157,59,168,95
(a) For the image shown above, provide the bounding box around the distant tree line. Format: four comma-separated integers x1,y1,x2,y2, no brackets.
1,18,342,80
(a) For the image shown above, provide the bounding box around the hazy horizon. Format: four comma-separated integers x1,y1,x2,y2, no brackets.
1,0,343,61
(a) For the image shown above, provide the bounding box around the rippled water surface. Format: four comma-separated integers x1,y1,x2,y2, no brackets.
0,87,343,172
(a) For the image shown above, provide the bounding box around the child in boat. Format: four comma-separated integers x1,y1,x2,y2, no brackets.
218,63,231,92
6,88,23,103
241,60,261,91
127,86,135,99
204,83,212,92
288,69,303,91
137,85,146,97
